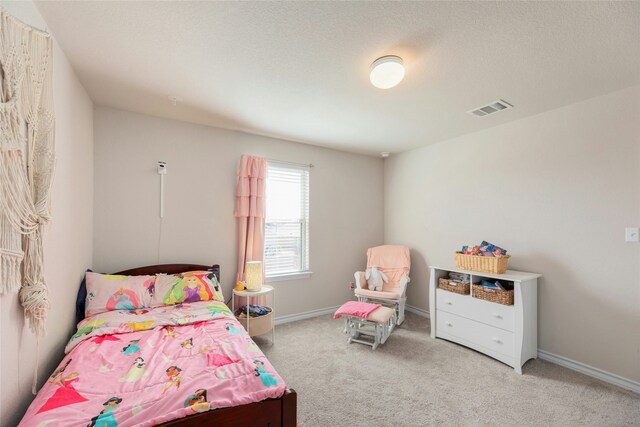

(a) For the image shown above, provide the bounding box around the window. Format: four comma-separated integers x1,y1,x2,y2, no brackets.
264,161,310,279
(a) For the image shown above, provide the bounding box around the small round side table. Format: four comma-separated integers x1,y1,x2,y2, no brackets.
232,285,275,344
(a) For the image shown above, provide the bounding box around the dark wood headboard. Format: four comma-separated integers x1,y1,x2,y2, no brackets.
75,264,220,324
114,263,220,280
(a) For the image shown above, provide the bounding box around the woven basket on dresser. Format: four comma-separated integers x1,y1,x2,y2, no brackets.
454,252,510,274
438,277,470,295
471,284,514,305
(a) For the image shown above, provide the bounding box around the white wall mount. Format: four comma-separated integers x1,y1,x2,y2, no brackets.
167,95,182,106
157,161,167,218
625,227,639,243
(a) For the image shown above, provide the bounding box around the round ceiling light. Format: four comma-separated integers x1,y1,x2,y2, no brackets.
369,55,405,89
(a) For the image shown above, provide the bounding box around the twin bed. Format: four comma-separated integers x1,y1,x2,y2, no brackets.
19,263,296,427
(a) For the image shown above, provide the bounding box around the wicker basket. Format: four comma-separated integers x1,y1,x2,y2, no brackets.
471,284,514,306
438,277,470,295
237,307,273,337
454,252,510,274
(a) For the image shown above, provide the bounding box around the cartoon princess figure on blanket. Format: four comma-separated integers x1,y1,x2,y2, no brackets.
253,359,278,387
162,366,183,393
119,357,147,383
162,325,176,340
87,397,122,427
225,322,243,335
127,308,149,316
37,370,88,414
49,358,71,383
72,319,106,340
122,339,141,355
119,320,154,332
184,388,210,413
208,303,232,317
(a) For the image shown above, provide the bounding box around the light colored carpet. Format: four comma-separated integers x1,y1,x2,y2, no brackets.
258,312,640,427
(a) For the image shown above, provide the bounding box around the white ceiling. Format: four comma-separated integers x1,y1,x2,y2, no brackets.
35,1,640,156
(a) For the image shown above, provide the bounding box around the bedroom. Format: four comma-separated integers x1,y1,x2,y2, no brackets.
0,1,638,426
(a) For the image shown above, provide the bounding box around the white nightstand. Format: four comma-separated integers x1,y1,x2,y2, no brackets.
232,285,275,344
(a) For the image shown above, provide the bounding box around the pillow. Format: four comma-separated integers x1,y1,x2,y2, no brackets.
75,269,93,323
153,271,223,306
85,272,156,317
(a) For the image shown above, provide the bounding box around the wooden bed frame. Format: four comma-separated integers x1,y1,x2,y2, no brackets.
110,263,297,427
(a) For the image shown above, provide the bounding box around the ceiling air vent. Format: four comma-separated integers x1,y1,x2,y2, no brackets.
467,99,513,117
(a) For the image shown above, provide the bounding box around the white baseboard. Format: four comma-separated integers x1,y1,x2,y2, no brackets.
406,304,430,318
273,304,639,394
537,349,640,394
274,305,340,326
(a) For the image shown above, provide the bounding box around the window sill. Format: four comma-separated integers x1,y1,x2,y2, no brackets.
266,271,313,283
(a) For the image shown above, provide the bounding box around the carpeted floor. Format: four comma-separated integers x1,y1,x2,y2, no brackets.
257,312,640,427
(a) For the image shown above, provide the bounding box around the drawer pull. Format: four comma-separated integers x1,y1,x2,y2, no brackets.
492,313,503,319
492,337,502,344
445,321,453,326
445,301,453,306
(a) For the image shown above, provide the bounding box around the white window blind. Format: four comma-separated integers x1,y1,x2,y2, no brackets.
264,162,310,277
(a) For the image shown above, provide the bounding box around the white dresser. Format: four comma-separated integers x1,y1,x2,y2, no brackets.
429,266,541,374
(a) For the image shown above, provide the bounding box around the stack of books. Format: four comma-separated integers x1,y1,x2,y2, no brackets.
479,279,513,291
448,272,470,284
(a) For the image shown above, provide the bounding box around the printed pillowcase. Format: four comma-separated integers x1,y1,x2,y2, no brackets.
183,271,224,302
84,272,155,317
152,271,223,307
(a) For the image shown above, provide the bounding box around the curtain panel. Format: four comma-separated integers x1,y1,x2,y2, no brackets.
234,155,266,283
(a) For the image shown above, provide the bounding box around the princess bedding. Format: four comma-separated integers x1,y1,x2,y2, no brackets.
19,268,287,427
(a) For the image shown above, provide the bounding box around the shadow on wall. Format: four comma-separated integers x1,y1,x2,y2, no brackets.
406,248,429,307
85,69,248,131
508,253,640,382
4,303,76,427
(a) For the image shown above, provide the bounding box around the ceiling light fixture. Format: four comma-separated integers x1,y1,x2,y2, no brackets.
369,56,405,89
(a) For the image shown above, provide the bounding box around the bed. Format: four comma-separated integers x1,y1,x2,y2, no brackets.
19,263,297,427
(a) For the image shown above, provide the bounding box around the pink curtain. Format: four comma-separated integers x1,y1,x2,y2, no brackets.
234,155,267,283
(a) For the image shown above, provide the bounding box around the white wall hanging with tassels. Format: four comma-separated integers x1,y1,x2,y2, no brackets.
0,8,55,339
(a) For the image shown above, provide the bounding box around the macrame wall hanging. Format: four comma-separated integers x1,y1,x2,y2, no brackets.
0,8,55,338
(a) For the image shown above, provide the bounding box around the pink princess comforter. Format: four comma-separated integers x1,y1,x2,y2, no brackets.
19,301,285,427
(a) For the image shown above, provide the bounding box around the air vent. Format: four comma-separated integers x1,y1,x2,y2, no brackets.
468,100,513,117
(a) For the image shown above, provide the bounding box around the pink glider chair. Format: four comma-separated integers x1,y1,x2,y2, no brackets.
354,245,411,326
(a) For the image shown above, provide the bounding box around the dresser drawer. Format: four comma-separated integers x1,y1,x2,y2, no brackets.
436,310,514,357
436,288,514,332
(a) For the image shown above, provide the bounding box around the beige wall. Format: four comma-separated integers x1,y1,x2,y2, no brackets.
93,107,384,317
2,9,635,426
385,85,640,382
0,3,94,427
